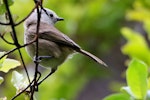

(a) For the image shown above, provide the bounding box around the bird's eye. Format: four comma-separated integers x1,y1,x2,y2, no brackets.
49,14,53,17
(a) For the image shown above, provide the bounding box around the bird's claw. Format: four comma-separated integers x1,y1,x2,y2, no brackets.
33,56,53,63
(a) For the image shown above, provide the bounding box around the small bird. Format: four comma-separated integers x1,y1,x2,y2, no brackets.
24,8,107,71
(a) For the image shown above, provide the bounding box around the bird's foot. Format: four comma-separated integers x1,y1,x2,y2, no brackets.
33,56,53,63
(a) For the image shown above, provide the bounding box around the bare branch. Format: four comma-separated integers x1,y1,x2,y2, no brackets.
0,33,14,45
38,68,56,85
30,3,41,99
0,21,10,25
0,35,37,60
11,79,34,100
14,4,38,26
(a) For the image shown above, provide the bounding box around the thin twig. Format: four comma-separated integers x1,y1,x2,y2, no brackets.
11,79,34,100
0,5,37,27
0,34,14,45
0,21,10,25
14,4,38,26
0,35,37,60
3,0,20,46
10,36,37,100
38,68,56,85
30,4,41,100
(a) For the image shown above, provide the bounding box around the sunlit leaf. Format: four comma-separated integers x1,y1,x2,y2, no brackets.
0,97,7,100
127,59,148,99
0,52,7,68
11,71,29,93
0,58,21,73
103,93,130,100
0,76,4,85
121,27,150,65
125,1,150,40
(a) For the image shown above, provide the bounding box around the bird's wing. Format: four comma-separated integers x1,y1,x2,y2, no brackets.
28,22,80,50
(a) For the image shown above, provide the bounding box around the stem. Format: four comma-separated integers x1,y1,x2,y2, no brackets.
4,0,31,94
30,1,42,99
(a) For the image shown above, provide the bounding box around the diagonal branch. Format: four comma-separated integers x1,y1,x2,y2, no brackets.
0,33,14,45
30,3,41,100
11,79,35,100
0,35,37,60
0,21,10,25
14,4,38,26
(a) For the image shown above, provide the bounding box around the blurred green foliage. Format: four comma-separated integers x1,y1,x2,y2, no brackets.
121,0,150,66
121,27,150,65
104,0,150,100
104,59,149,100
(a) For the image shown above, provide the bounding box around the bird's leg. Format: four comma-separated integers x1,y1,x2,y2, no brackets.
33,55,53,80
33,55,53,91
33,55,54,82
33,55,53,63
38,68,56,85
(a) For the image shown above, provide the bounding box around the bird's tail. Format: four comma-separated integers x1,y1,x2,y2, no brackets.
78,49,108,67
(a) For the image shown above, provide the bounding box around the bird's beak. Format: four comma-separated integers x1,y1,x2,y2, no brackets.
57,17,64,21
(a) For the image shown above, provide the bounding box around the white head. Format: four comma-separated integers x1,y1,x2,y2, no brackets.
26,8,64,25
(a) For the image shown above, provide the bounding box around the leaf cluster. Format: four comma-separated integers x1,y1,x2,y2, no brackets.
104,1,150,100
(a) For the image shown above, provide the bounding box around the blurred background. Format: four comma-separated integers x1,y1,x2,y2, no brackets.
0,0,150,100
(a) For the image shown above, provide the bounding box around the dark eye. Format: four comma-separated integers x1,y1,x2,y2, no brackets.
49,14,53,17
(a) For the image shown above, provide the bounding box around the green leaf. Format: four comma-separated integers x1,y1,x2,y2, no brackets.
0,58,21,73
0,51,20,73
103,93,130,100
0,52,7,68
126,59,148,99
0,76,4,85
121,27,150,66
0,0,14,15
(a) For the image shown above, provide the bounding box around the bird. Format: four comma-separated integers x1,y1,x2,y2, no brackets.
24,8,107,71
